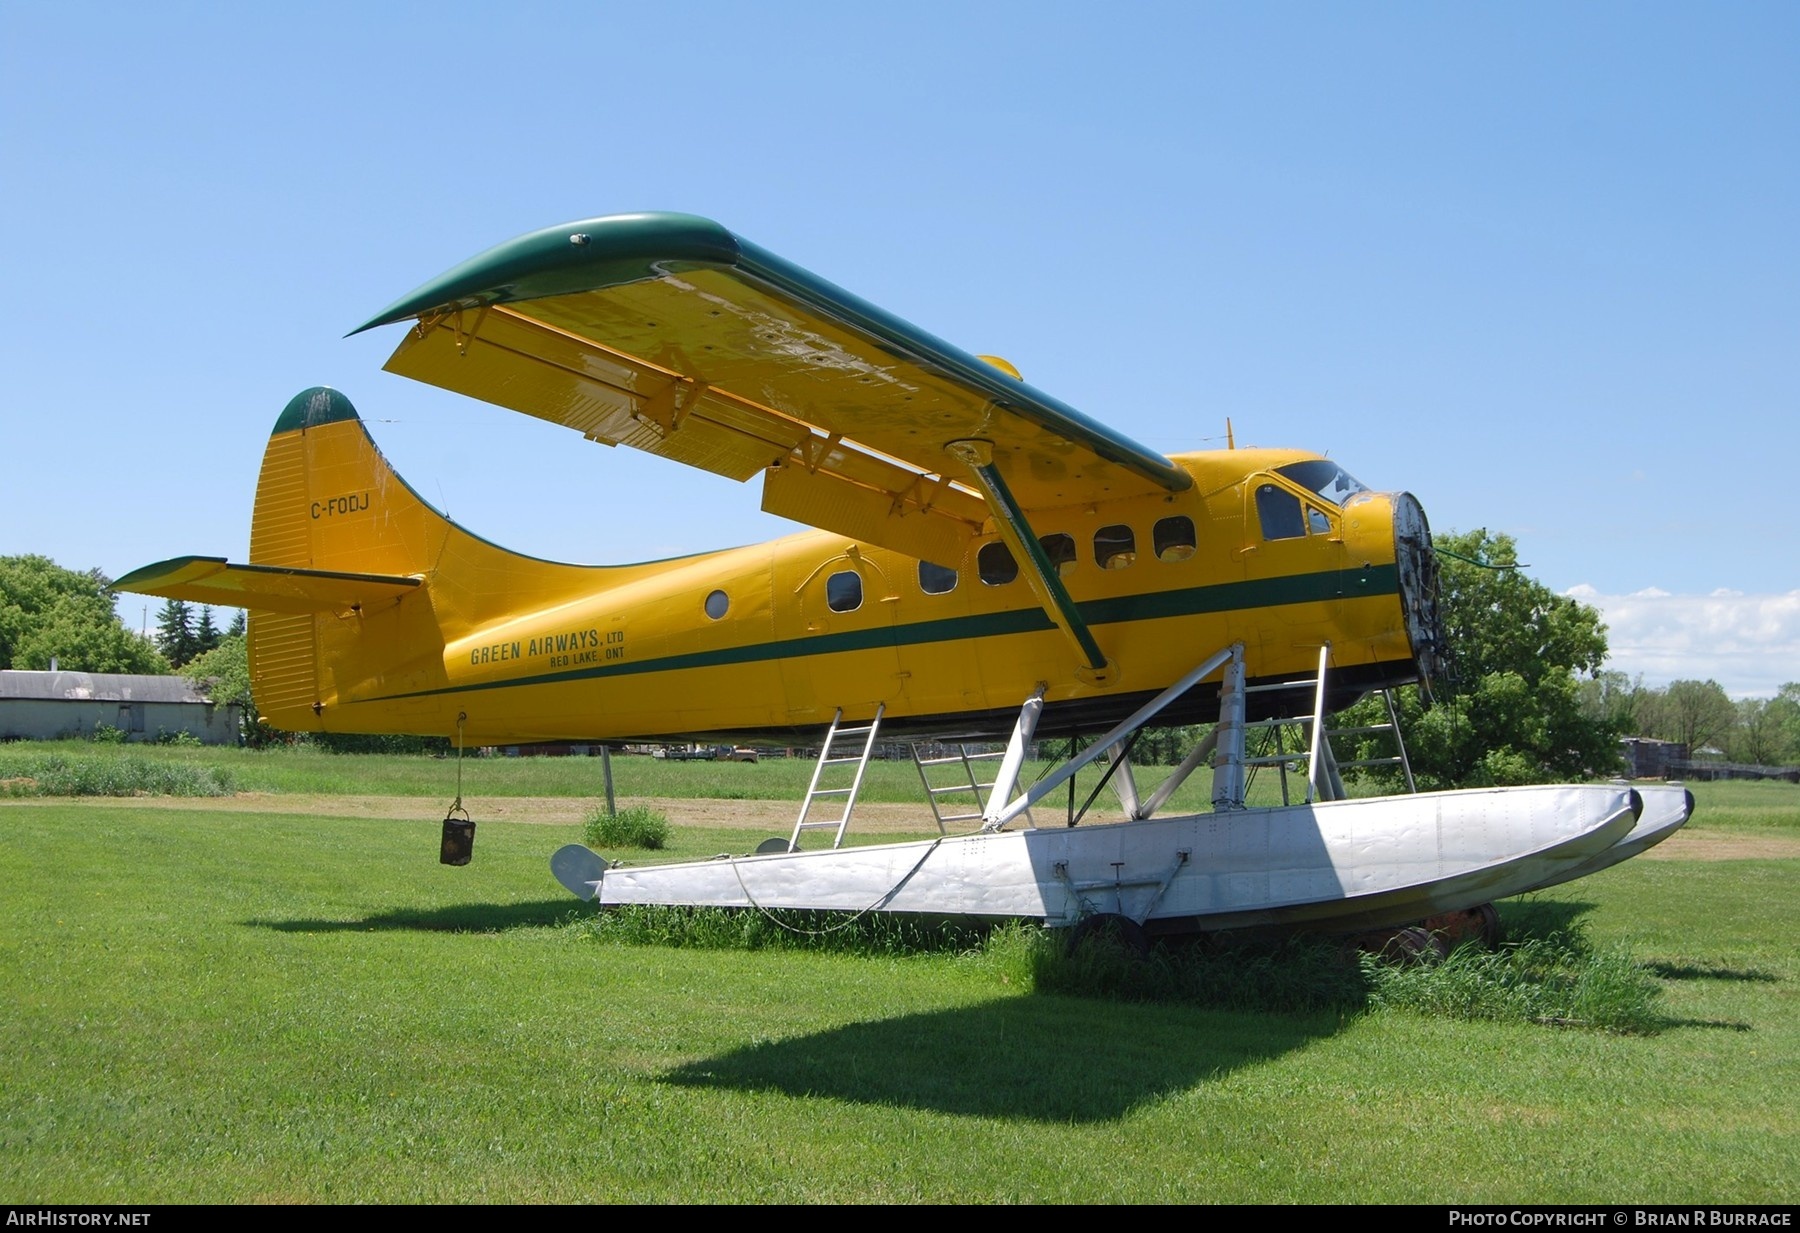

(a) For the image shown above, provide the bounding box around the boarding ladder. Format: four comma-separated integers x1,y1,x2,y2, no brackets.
1244,647,1416,803
910,743,1033,834
789,704,885,851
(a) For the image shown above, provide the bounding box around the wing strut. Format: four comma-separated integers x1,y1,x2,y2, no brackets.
945,440,1110,679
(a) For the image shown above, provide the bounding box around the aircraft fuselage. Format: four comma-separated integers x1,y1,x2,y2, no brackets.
253,410,1439,745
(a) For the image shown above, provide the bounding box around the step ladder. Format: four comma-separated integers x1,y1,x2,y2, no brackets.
789,704,885,851
911,743,1030,834
1242,646,1416,803
1329,688,1416,792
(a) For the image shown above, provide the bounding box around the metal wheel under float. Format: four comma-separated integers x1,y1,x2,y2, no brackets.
1418,902,1502,949
1351,902,1501,961
1064,912,1151,958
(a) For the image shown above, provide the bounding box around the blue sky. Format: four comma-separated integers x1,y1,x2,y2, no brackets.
2,2,1795,694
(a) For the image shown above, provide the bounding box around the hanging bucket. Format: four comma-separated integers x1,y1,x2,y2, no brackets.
441,712,474,865
440,811,475,866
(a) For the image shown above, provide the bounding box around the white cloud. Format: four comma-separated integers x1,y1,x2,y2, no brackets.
1565,587,1800,698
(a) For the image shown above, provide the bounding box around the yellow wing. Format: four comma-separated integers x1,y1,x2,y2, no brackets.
355,212,1191,567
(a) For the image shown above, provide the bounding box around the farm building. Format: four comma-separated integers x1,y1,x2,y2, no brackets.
0,670,241,745
1621,737,1687,779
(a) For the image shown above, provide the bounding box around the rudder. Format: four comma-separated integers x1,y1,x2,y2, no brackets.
247,387,450,726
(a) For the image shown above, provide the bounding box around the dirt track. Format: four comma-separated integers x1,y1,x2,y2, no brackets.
10,791,1796,860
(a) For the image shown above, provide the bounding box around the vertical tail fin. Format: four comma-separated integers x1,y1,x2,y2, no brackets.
120,386,607,737
247,387,450,726
250,387,445,577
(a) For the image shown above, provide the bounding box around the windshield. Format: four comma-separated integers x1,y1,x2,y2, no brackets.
1275,461,1368,507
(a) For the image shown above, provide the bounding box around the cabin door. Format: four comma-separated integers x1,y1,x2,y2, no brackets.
1243,476,1348,673
775,550,902,732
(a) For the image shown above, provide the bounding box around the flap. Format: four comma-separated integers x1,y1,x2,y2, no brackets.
359,212,1192,530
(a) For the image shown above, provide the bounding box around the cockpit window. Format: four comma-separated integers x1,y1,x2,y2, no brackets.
1256,484,1306,541
1276,461,1367,507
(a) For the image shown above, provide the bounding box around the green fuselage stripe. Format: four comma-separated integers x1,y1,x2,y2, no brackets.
357,564,1399,705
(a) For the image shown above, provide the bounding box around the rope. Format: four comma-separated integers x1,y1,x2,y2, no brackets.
1434,547,1522,570
445,711,469,821
726,837,946,936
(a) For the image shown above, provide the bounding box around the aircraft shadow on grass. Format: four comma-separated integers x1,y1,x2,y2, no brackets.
1642,961,1779,984
661,995,1337,1123
248,898,579,933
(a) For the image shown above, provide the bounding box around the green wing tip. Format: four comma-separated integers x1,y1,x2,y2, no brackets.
273,387,359,435
114,556,225,592
347,211,740,336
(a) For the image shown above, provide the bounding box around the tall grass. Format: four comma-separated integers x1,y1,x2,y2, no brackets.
1363,922,1664,1033
578,902,996,956
576,903,1666,1031
0,749,235,797
584,804,672,849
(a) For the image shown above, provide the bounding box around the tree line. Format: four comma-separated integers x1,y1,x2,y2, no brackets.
1331,531,1800,786
1582,674,1800,767
1,555,244,675
1,554,169,674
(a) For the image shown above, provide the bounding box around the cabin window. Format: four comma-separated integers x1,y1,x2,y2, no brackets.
1307,505,1332,536
1094,524,1136,570
918,561,957,595
978,542,1018,586
704,589,729,620
1256,484,1306,540
826,570,863,613
1276,460,1368,507
1039,533,1077,579
1154,516,1196,562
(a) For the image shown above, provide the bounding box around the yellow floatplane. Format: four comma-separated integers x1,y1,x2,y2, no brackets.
119,213,1688,936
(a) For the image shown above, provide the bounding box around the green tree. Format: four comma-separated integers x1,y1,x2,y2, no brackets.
1335,529,1624,788
1655,679,1738,755
0,554,167,674
180,633,286,748
1776,684,1800,764
181,633,259,746
155,599,200,667
180,634,250,710
1577,669,1641,730
1729,697,1788,765
194,606,221,657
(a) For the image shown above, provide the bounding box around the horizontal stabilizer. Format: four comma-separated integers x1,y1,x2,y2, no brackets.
115,556,421,615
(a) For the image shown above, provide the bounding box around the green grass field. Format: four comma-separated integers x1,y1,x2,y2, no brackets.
0,738,1334,812
1,758,1795,1202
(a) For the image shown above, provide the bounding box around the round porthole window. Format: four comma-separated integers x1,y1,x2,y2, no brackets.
704,589,729,620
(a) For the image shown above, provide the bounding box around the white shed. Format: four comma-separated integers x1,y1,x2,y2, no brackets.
0,670,242,744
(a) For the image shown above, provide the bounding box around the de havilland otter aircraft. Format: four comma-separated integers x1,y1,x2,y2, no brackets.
120,212,1689,937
